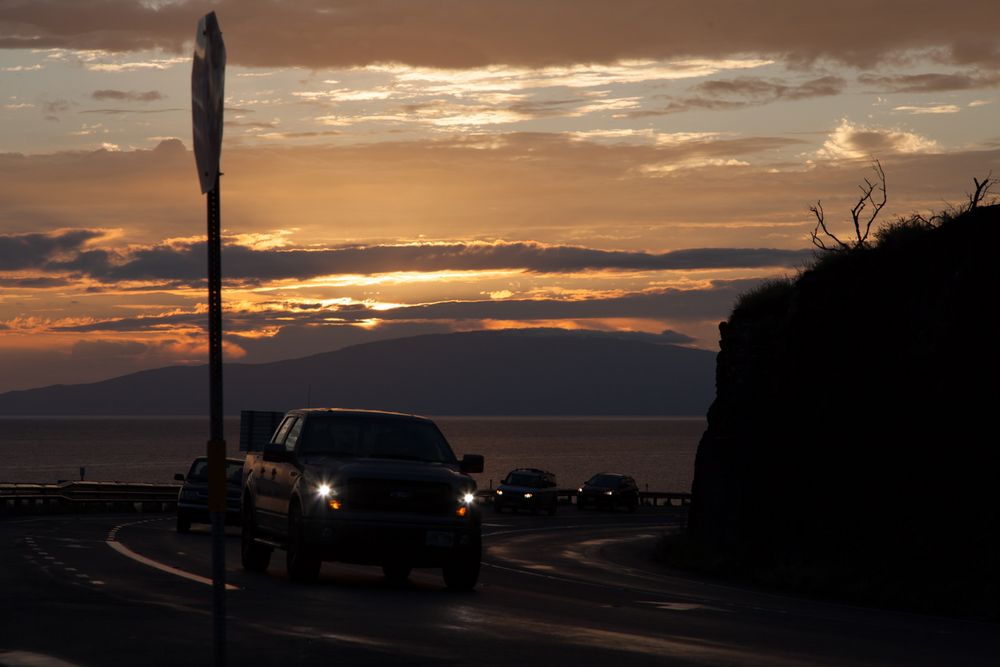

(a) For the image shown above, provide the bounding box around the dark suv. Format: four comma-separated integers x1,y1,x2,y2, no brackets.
493,468,558,515
240,409,484,589
174,457,244,532
576,473,639,512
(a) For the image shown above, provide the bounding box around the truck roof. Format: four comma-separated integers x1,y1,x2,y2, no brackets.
284,407,432,421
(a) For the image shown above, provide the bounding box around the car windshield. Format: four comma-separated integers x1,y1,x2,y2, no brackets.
587,474,623,488
299,415,458,464
506,472,549,487
187,460,243,484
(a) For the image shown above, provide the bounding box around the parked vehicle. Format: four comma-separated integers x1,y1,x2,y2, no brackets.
174,457,245,532
240,408,484,589
493,468,558,515
576,473,639,512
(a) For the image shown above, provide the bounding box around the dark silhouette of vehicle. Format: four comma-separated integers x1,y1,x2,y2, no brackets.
240,409,485,589
493,468,558,515
174,457,244,532
576,473,639,512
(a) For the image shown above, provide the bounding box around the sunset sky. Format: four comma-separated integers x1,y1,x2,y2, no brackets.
1,1,998,392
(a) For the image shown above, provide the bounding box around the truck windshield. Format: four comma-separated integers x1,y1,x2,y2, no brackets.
299,416,458,464
506,473,550,487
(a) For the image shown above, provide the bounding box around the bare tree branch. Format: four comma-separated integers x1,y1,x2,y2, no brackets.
809,159,887,251
969,171,995,210
810,200,848,250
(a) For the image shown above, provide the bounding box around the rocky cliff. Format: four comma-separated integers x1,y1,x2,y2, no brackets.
688,204,999,618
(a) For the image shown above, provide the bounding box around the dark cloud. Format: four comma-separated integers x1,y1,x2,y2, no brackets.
0,229,103,270
858,72,1000,93
55,279,759,335
91,89,164,102
54,311,204,333
0,276,72,288
42,99,70,114
636,76,847,116
79,108,184,115
370,280,759,323
44,240,811,284
225,119,278,129
695,76,846,101
0,1,998,69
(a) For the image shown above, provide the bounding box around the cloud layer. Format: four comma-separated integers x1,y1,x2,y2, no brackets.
2,1,998,69
34,239,812,285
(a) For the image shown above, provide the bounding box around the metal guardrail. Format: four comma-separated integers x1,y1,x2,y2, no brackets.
476,488,691,507
0,481,180,516
2,481,689,516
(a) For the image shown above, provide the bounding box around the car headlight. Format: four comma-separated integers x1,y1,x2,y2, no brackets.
315,483,343,510
495,489,503,495
456,490,476,517
577,487,583,493
604,490,614,496
523,492,533,499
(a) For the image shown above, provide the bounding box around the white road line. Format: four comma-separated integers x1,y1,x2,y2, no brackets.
106,539,239,591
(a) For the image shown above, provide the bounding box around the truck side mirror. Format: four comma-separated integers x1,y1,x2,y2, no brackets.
262,443,290,463
459,454,484,474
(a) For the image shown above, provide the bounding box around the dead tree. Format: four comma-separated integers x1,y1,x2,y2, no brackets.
810,159,887,251
968,172,995,211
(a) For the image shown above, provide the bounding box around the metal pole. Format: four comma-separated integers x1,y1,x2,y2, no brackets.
206,173,226,666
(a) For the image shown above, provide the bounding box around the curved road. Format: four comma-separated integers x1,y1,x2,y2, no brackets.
1,509,996,666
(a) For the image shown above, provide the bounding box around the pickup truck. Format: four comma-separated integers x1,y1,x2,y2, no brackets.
240,408,484,589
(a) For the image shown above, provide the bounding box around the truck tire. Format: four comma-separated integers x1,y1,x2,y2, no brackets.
442,539,481,591
241,497,272,572
286,502,321,583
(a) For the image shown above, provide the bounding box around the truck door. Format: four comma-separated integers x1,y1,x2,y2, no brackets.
271,416,303,532
255,415,295,534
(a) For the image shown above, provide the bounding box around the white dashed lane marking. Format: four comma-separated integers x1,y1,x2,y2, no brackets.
23,532,106,587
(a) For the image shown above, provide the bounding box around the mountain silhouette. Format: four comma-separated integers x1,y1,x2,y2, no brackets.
0,329,715,416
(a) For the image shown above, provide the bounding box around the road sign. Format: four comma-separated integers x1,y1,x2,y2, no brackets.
192,11,226,194
192,12,227,667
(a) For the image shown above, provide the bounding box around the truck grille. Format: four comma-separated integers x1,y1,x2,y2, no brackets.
345,479,453,515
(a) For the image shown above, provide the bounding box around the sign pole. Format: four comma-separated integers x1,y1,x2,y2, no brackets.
207,172,226,667
192,12,227,667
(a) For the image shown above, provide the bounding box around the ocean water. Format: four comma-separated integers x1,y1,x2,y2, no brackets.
0,416,705,493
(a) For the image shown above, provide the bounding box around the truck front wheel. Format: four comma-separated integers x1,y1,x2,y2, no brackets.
442,539,481,591
240,497,272,572
286,502,321,583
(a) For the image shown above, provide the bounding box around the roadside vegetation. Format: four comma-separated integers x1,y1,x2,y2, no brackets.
663,167,999,620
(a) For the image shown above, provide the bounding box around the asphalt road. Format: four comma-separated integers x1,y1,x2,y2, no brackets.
0,509,996,666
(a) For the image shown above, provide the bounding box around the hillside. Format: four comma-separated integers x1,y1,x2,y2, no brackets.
0,329,715,416
686,204,1000,618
